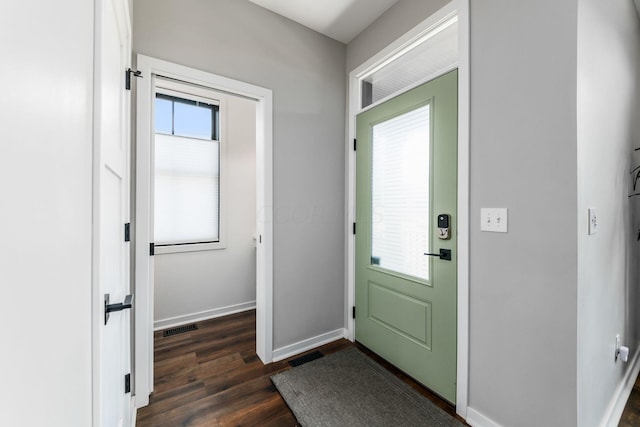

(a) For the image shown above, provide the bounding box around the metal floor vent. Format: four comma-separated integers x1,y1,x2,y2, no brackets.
288,351,324,367
163,324,198,337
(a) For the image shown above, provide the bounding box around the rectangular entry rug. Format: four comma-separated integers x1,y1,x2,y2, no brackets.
271,347,465,427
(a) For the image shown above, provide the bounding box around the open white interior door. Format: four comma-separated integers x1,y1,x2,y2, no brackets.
94,0,133,425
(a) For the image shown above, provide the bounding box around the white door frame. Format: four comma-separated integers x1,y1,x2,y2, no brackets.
134,55,274,407
346,0,469,418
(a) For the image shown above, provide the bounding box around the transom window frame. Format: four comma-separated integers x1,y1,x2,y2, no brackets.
152,77,228,254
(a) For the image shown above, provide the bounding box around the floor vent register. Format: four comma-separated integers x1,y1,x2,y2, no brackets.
288,351,324,367
163,323,198,337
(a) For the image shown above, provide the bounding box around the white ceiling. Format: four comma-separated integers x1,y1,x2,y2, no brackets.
247,0,400,44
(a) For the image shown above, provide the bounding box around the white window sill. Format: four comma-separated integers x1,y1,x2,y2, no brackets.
155,242,226,254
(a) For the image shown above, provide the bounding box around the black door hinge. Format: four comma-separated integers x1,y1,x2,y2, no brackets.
149,242,155,256
353,138,357,151
125,68,142,90
124,223,130,242
124,373,131,394
352,306,356,319
352,222,356,235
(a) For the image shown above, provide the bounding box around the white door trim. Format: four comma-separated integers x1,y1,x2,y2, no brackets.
345,0,469,418
134,55,274,407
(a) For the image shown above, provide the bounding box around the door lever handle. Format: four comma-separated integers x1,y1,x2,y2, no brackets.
104,294,134,325
424,248,452,261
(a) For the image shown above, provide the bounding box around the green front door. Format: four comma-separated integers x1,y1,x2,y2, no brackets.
355,70,458,403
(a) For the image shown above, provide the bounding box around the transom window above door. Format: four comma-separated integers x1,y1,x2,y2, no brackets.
360,15,458,109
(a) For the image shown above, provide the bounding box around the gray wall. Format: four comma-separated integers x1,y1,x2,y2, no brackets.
468,1,579,425
134,0,347,349
347,0,579,425
576,1,640,425
154,95,257,326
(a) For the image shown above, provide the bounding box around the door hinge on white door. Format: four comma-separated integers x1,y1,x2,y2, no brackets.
149,242,155,256
352,306,356,319
124,223,130,242
353,138,357,151
352,223,356,235
125,68,142,90
124,373,131,394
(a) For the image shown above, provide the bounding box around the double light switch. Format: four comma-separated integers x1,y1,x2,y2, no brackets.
481,208,508,233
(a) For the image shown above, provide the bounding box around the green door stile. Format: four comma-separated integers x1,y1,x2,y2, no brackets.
355,70,458,403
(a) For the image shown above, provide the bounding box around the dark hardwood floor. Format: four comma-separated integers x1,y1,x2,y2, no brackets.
620,373,640,426
136,310,466,426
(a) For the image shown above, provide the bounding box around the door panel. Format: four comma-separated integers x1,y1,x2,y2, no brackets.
368,281,432,349
355,70,457,403
97,0,132,425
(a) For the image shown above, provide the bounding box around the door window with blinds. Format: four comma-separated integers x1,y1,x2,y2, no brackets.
371,104,431,280
153,78,226,252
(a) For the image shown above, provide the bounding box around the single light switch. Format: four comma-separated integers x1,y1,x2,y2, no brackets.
588,208,598,235
481,208,508,233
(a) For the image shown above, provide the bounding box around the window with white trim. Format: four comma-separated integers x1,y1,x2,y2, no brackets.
153,78,226,251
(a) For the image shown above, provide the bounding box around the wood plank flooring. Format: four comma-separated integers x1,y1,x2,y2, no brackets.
136,310,466,426
620,373,640,426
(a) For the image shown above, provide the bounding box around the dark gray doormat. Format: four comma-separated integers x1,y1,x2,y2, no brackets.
271,347,464,427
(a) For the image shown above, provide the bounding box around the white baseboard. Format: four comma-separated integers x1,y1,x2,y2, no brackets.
601,348,640,427
466,407,503,427
130,398,137,427
272,328,348,362
153,301,256,331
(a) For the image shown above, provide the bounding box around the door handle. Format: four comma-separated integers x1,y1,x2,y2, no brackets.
104,294,134,325
424,248,452,261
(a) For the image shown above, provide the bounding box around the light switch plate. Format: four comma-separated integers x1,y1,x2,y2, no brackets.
588,208,598,235
481,208,508,233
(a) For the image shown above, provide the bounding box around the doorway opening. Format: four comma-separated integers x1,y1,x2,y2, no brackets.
134,55,274,407
151,77,257,333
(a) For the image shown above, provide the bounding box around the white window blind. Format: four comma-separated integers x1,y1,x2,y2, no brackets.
371,105,431,280
154,134,219,244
